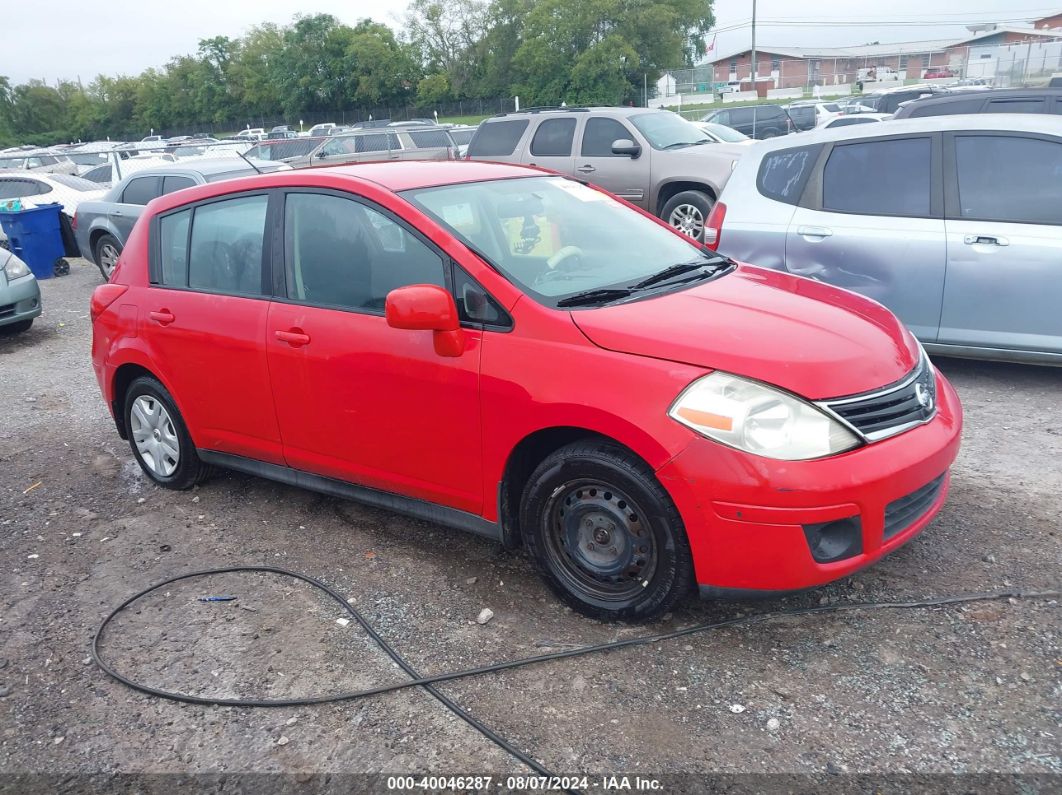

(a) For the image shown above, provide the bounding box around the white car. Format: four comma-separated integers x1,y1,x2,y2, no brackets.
815,113,891,130
0,171,107,246
0,151,78,175
694,121,753,144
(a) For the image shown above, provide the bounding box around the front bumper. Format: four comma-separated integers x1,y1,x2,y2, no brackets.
0,274,42,326
657,370,962,593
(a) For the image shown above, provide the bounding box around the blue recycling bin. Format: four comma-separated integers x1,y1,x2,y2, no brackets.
0,203,67,280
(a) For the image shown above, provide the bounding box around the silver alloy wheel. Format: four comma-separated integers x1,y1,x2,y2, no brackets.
130,396,180,477
99,242,120,277
668,204,705,239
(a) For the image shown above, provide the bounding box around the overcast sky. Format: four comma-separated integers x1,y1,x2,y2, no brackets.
4,0,1054,85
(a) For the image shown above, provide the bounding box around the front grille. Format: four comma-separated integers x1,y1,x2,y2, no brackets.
883,474,945,540
820,355,937,441
0,303,14,318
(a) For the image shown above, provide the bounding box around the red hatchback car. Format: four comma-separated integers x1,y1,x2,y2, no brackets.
90,162,962,620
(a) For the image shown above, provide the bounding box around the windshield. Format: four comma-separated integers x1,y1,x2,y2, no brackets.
49,174,101,191
699,122,748,142
629,112,709,149
402,176,721,306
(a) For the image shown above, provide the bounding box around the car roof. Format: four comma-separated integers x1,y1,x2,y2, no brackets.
749,114,1062,151
905,87,1062,105
118,157,260,179
309,161,543,191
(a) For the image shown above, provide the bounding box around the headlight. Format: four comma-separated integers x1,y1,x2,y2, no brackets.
3,256,30,280
668,372,861,460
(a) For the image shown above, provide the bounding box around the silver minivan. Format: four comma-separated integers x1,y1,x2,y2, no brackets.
710,115,1062,364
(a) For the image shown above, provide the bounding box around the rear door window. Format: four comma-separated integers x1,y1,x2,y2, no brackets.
468,120,529,157
122,176,161,205
408,130,453,149
187,195,269,295
580,118,632,157
822,137,932,217
162,176,196,195
757,144,823,205
530,118,577,156
953,135,1062,224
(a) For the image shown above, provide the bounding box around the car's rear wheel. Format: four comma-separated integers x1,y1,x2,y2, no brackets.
661,191,714,243
520,440,693,621
124,376,210,489
94,234,122,280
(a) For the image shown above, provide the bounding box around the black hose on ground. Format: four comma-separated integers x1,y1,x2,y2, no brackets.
91,566,1059,783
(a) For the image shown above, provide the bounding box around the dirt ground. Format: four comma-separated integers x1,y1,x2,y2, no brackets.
1,261,1059,792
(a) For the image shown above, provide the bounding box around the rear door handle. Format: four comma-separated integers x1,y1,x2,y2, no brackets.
275,328,311,347
964,234,1009,247
797,225,833,238
149,309,175,325
576,165,596,174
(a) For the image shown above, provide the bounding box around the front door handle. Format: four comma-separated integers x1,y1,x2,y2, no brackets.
275,328,311,347
797,225,833,238
964,234,1009,247
149,309,175,325
576,165,596,174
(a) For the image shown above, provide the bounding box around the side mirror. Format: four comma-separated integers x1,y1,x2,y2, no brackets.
611,138,641,158
385,284,465,357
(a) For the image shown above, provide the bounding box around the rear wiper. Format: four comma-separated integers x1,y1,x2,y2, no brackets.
556,288,632,308
630,258,728,290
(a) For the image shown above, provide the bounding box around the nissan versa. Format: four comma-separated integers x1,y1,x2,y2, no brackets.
90,162,962,620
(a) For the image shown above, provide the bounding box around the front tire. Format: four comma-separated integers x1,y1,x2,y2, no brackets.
94,234,122,280
520,440,693,621
661,191,714,243
0,319,32,334
124,376,210,489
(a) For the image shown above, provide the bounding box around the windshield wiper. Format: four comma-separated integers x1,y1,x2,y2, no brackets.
630,258,728,290
662,141,700,150
556,288,633,308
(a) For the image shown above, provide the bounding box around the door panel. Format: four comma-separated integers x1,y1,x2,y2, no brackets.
573,117,650,208
265,190,483,513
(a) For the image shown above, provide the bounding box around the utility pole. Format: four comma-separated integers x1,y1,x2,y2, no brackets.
751,0,758,87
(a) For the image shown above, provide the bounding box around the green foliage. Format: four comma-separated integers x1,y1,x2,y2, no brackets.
0,1,715,145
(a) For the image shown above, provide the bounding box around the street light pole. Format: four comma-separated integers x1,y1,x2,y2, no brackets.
751,0,757,87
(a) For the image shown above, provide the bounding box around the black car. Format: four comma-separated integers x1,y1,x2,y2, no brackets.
892,87,1062,119
701,104,793,139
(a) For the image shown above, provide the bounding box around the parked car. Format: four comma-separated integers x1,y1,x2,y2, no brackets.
694,122,752,144
267,129,299,140
302,127,456,168
922,68,956,80
74,158,284,279
709,115,1062,364
701,104,794,139
815,113,890,129
784,102,838,132
0,171,106,249
307,123,338,137
468,107,746,242
243,138,328,165
853,84,951,114
141,135,164,144
0,248,41,334
89,161,962,620
0,150,78,175
892,88,1062,119
80,158,175,186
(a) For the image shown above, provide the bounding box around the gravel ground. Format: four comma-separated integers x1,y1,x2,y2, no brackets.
0,261,1059,792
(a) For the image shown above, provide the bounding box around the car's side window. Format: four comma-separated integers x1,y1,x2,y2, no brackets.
284,192,446,313
581,118,633,157
822,137,931,217
452,265,509,328
467,120,529,157
354,133,396,153
122,177,161,206
158,209,191,286
531,118,577,157
954,135,1062,225
758,144,823,205
985,98,1046,114
162,176,197,195
0,179,50,198
321,137,355,156
185,195,269,295
713,111,730,125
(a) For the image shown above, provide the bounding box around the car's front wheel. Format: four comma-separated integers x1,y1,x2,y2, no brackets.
520,440,694,621
661,191,714,243
124,376,210,489
94,234,123,280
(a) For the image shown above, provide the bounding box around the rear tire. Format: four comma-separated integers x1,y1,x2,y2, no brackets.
94,234,122,281
124,376,210,490
661,190,714,243
520,440,693,621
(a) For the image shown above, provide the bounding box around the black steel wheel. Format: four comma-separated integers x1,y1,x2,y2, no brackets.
521,440,693,621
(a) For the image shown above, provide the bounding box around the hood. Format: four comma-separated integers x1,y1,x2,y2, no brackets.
570,265,919,400
671,142,748,161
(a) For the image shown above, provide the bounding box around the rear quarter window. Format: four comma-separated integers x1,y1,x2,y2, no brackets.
408,130,454,149
756,144,823,205
468,119,529,157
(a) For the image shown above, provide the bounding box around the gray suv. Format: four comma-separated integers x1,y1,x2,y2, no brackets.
467,107,746,242
710,115,1062,364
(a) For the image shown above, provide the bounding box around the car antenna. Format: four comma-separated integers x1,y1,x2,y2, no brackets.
236,147,263,175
